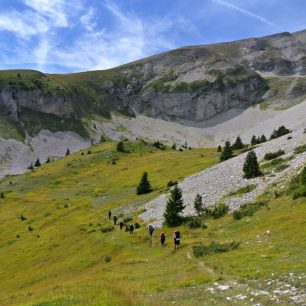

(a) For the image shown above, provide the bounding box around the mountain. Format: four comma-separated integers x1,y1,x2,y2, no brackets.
1,29,306,176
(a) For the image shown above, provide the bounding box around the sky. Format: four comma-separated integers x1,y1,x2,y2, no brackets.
0,0,306,73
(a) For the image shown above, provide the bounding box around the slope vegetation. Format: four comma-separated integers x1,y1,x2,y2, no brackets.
0,141,305,305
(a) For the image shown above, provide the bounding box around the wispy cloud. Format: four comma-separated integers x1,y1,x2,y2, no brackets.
212,0,277,28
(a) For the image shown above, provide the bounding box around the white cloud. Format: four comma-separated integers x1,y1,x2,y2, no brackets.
50,1,177,71
80,7,97,32
212,0,277,28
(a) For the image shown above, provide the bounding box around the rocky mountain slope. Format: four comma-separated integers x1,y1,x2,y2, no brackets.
1,29,306,176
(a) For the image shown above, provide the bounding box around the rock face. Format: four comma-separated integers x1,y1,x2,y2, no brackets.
1,29,306,136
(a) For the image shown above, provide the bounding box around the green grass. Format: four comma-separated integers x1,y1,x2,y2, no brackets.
227,184,256,197
0,141,305,305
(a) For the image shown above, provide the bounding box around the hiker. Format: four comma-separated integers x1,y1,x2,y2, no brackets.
160,232,166,247
148,224,155,237
129,224,134,234
113,215,117,226
173,230,181,250
119,221,124,230
108,210,112,220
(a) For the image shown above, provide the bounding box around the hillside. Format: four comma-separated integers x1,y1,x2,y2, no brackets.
0,139,305,305
1,29,306,176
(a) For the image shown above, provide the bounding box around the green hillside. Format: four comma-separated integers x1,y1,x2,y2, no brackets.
0,141,305,305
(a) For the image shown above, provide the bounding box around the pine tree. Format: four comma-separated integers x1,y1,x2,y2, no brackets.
116,141,125,152
34,158,41,167
46,157,51,164
66,148,70,156
163,185,185,227
28,163,34,170
0,192,4,199
136,172,153,195
260,135,267,143
243,150,261,179
233,136,244,149
217,145,222,152
251,135,257,146
194,194,203,215
220,140,233,162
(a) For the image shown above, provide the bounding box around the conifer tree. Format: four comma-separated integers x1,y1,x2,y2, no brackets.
233,136,244,149
217,145,222,152
194,194,203,215
251,135,257,146
136,172,153,195
260,134,267,143
0,192,4,199
220,140,233,162
243,150,261,179
34,158,41,167
163,185,185,227
116,141,125,152
46,157,51,164
66,148,70,156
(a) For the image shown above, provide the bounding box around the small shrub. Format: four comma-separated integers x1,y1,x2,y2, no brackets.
275,163,289,172
66,149,70,156
116,141,126,152
167,180,178,188
104,255,112,263
123,216,133,223
233,201,267,220
20,214,27,221
101,225,114,233
294,144,306,154
28,226,34,232
228,184,256,196
134,223,141,229
205,203,229,219
264,150,285,160
0,192,4,199
184,216,207,229
87,150,92,154
45,157,51,164
193,241,240,257
34,159,41,167
152,140,165,150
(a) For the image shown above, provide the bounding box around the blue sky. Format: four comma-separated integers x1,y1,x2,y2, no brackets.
0,0,306,73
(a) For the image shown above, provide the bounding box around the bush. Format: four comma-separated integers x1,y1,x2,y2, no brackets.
66,149,70,156
104,255,112,263
167,180,178,188
290,166,306,199
193,241,240,257
0,192,4,199
152,140,166,150
228,184,256,196
233,201,267,220
205,203,229,219
134,223,141,229
116,141,126,152
101,225,114,233
184,216,207,229
264,150,285,160
34,158,41,167
294,144,306,154
123,216,133,223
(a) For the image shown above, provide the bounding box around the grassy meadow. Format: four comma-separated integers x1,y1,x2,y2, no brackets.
0,141,305,305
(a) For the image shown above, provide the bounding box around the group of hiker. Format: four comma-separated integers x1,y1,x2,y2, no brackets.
108,210,181,250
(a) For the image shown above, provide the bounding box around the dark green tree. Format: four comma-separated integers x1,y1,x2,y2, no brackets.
232,136,244,149
243,150,261,179
46,157,51,164
194,194,203,215
116,141,125,152
136,172,153,195
217,145,222,152
28,163,34,170
163,185,185,227
251,135,257,146
66,148,70,156
220,140,233,162
260,135,267,143
0,192,4,199
34,158,41,167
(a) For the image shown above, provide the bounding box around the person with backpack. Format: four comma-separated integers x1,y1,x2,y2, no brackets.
160,232,166,247
119,221,124,230
113,215,117,226
148,224,155,237
173,231,181,250
108,210,112,220
129,224,134,234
